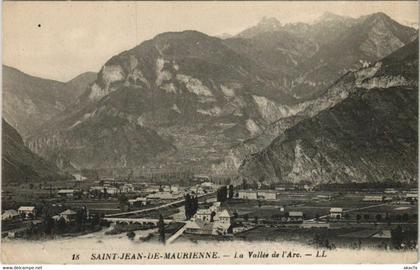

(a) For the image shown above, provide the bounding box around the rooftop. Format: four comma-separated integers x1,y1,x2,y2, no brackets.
60,209,77,215
18,206,35,211
289,211,303,217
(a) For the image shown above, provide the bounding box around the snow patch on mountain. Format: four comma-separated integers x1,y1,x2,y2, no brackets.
176,74,213,96
246,119,261,136
161,83,177,94
171,104,181,114
155,57,173,86
252,95,306,122
197,106,222,116
220,85,235,97
102,65,125,86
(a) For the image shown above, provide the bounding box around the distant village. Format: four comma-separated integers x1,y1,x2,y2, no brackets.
1,173,418,249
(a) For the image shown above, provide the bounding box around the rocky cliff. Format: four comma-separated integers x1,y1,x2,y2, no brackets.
2,118,70,183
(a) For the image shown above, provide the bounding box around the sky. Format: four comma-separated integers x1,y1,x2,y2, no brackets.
3,1,419,82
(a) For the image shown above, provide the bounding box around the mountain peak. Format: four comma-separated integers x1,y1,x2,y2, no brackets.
362,12,396,25
257,16,282,28
318,12,351,23
236,17,282,38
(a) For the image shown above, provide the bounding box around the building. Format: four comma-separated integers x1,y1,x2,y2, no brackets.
329,208,343,219
303,184,314,192
257,190,278,200
57,189,82,198
237,190,258,200
54,209,78,222
17,206,36,218
185,219,214,235
128,197,148,207
194,175,211,181
195,209,213,222
406,193,418,201
194,202,221,222
119,183,134,193
363,195,384,202
371,230,391,239
384,188,398,194
315,195,331,201
218,209,234,225
2,209,20,221
146,191,183,200
105,187,119,195
187,202,235,235
288,211,303,222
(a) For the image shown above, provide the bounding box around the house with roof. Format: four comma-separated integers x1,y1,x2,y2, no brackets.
257,190,278,200
363,195,384,202
384,188,398,194
187,202,235,235
237,190,258,200
288,211,304,222
2,209,20,221
128,197,148,207
57,189,82,198
329,207,343,219
120,183,134,193
53,209,78,222
17,206,36,219
218,209,234,226
195,209,213,222
185,219,214,235
405,193,418,201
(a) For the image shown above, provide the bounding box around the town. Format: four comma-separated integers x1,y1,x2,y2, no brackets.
1,171,418,250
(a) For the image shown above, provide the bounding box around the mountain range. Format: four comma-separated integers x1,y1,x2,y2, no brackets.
239,38,418,185
2,12,418,184
3,66,97,138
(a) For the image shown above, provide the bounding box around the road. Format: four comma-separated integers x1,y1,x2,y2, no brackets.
166,223,188,244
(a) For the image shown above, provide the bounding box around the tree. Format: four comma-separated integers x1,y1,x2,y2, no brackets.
184,194,192,220
210,211,216,222
118,194,129,208
44,215,54,234
391,225,404,249
127,231,135,240
158,214,166,244
217,186,228,202
228,185,234,200
191,196,198,216
242,179,248,189
57,217,67,233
